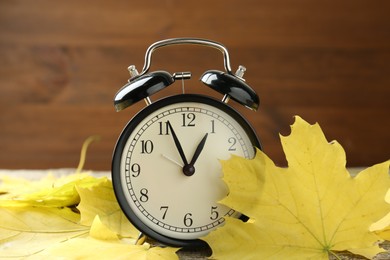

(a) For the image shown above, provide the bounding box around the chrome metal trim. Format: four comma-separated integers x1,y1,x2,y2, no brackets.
138,38,233,78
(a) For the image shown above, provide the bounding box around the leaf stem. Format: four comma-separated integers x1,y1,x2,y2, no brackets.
328,250,341,260
76,135,101,173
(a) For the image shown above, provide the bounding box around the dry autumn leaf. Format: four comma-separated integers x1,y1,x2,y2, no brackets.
0,206,89,258
370,191,390,241
76,177,139,238
0,137,178,259
0,136,102,208
0,173,106,207
28,215,179,260
28,237,179,260
204,116,390,259
0,174,178,259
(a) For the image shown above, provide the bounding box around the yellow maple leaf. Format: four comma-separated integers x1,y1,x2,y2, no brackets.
204,116,390,259
0,136,179,259
0,136,102,208
76,177,139,238
29,237,179,260
28,214,179,259
0,206,89,258
89,215,121,241
370,191,390,241
0,176,177,259
0,173,107,208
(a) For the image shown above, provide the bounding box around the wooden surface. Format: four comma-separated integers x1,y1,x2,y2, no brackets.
0,0,389,170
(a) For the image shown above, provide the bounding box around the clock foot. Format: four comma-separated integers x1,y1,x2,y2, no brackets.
135,232,147,245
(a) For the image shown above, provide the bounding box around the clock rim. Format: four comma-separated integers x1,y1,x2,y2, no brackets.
111,94,261,248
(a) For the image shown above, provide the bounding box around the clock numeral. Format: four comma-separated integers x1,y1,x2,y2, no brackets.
210,120,216,134
160,206,169,219
158,121,170,135
183,213,193,227
139,188,149,202
131,163,141,177
140,140,154,154
228,137,237,151
210,206,219,220
181,113,196,127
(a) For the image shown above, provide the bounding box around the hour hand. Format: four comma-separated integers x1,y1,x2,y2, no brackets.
189,133,208,166
167,121,188,166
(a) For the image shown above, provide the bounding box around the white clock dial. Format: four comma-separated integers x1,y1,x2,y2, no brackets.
112,94,259,246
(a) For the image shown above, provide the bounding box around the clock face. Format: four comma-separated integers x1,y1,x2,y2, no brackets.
112,94,260,247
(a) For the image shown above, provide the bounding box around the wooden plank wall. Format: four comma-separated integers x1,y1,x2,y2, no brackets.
0,0,389,170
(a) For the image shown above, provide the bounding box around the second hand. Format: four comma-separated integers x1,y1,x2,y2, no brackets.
161,154,183,168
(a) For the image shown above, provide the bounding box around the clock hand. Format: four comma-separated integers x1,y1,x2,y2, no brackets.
189,133,208,166
167,121,189,166
182,133,208,177
161,154,183,168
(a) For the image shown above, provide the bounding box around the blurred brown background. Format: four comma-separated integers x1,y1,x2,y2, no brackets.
0,0,389,171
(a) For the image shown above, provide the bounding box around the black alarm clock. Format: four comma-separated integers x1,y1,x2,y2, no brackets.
112,38,261,247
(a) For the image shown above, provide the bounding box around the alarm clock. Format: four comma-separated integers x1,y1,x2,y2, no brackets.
112,38,261,247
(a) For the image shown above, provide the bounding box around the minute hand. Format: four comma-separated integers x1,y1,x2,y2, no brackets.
189,133,208,166
167,121,188,166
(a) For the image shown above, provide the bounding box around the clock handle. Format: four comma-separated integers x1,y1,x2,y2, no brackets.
138,38,233,77
114,38,260,111
135,38,259,111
